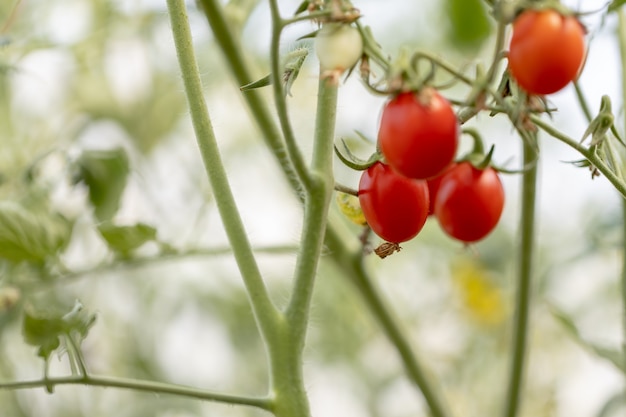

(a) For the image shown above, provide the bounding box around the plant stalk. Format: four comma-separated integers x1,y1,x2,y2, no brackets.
503,137,538,417
166,0,280,343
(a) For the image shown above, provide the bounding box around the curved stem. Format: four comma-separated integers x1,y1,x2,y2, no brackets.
530,115,626,199
321,224,451,417
167,0,280,339
269,0,312,190
198,0,306,195
0,375,273,411
502,137,538,417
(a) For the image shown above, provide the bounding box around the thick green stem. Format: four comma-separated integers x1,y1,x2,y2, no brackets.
503,138,538,417
270,76,338,417
287,77,338,333
166,0,280,342
0,375,272,411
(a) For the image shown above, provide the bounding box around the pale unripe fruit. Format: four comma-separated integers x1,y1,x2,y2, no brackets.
314,23,363,72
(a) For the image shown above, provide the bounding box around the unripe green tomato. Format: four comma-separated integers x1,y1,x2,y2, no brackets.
315,23,363,72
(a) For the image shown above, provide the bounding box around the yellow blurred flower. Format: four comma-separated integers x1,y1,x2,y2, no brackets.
452,259,508,326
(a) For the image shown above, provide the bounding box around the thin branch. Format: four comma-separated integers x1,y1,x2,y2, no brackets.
531,115,626,199
0,375,273,411
268,0,313,190
198,0,306,196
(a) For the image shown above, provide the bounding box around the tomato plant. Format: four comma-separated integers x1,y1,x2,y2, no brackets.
434,162,504,243
508,8,586,95
378,89,459,180
358,162,429,243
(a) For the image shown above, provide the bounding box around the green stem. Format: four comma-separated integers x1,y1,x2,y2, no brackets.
198,0,307,195
270,76,339,417
286,77,338,331
503,137,538,417
530,115,626,199
0,375,273,411
269,0,312,190
166,0,279,340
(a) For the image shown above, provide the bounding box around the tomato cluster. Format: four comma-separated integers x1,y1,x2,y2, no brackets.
356,90,505,248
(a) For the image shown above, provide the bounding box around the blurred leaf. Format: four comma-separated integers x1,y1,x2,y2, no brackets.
294,0,309,15
608,0,626,13
224,0,261,33
22,300,96,360
550,305,625,373
444,0,492,52
98,222,157,255
597,390,626,417
76,148,129,222
0,201,72,264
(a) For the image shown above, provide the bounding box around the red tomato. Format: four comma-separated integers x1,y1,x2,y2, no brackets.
426,163,456,215
358,162,429,243
378,89,459,180
508,9,586,95
434,162,504,243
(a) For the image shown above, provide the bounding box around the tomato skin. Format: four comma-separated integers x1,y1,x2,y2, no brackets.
434,162,504,243
508,9,586,95
426,163,457,215
358,162,429,243
379,90,459,180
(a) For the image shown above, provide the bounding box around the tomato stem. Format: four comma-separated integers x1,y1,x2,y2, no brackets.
198,0,307,196
502,134,538,417
168,0,282,373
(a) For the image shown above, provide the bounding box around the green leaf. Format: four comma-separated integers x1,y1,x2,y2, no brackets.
550,305,625,373
98,222,157,255
294,0,309,15
75,148,130,222
22,300,96,360
444,0,492,52
608,0,626,13
0,201,72,264
240,74,272,92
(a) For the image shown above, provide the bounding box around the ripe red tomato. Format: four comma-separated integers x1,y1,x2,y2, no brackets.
508,9,586,95
378,89,459,180
426,163,456,215
358,162,429,243
434,162,504,243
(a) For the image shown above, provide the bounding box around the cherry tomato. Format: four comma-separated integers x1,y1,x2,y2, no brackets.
379,89,459,180
315,23,363,72
508,9,586,95
434,162,504,243
358,162,429,243
426,163,456,215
